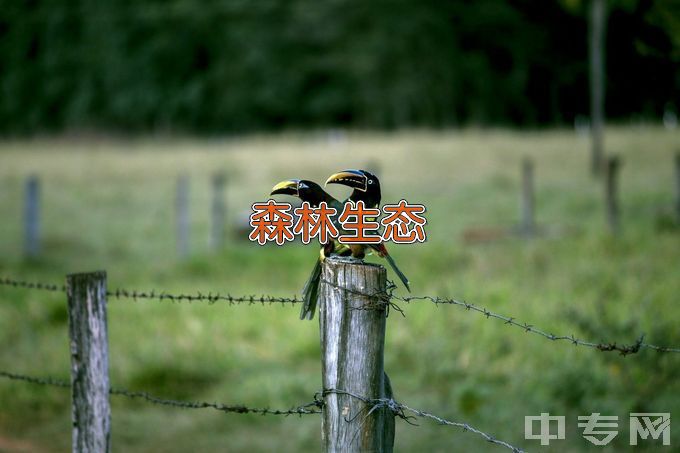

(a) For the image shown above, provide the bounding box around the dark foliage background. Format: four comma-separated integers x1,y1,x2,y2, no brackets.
0,0,678,134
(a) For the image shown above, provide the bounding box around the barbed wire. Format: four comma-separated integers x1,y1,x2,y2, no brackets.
0,369,321,416
106,288,302,305
0,277,64,292
392,294,680,355
2,275,679,353
323,388,524,453
0,276,302,305
0,370,70,388
0,370,522,452
319,278,405,317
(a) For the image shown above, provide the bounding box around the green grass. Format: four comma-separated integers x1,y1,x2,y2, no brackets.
0,126,679,452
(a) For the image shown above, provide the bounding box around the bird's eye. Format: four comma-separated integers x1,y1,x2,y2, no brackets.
368,180,374,184
299,182,308,189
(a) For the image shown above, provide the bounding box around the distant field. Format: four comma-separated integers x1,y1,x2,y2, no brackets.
0,126,679,452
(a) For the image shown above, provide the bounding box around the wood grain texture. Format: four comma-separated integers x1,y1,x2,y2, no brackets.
67,271,111,453
319,256,394,453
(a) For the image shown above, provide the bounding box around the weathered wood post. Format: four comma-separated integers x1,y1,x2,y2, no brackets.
319,256,394,453
209,172,226,250
24,175,40,258
66,271,110,453
675,152,680,222
176,174,190,258
604,155,622,233
520,157,535,237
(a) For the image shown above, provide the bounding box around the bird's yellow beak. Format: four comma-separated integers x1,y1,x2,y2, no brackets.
270,179,300,196
325,170,367,191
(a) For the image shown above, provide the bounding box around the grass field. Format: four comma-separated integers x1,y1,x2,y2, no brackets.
0,126,679,452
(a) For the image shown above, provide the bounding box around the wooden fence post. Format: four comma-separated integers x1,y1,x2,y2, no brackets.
675,152,680,222
210,172,226,250
24,175,40,257
319,256,394,453
520,157,535,237
66,271,110,453
605,155,621,233
176,174,190,258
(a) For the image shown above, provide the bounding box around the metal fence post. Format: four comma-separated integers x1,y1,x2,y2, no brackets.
210,172,226,250
24,175,40,257
319,256,394,452
176,174,190,257
66,271,111,453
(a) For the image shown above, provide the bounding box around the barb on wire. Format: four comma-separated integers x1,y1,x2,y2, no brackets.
323,388,524,453
319,278,404,317
0,369,321,416
106,288,302,306
0,277,65,292
393,294,680,355
110,387,321,416
2,275,679,353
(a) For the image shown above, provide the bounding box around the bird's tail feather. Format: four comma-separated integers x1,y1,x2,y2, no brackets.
300,259,322,320
384,253,410,292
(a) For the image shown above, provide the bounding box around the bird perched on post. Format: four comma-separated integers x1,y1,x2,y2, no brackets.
270,179,349,320
326,169,410,291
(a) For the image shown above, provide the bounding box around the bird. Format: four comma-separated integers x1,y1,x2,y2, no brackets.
325,169,411,291
270,179,349,320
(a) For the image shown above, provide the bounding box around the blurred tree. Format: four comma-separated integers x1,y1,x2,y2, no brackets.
0,0,677,134
590,0,607,176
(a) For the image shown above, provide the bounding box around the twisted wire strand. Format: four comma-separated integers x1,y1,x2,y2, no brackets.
0,276,302,305
393,294,680,354
323,388,524,453
2,276,679,353
0,370,321,416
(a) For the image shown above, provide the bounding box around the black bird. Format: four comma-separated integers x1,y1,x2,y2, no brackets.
326,169,411,291
270,179,349,320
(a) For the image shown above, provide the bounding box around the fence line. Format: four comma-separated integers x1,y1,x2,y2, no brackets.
2,275,679,354
0,369,522,451
324,388,524,453
0,370,321,416
0,276,64,292
0,276,302,305
392,293,680,355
